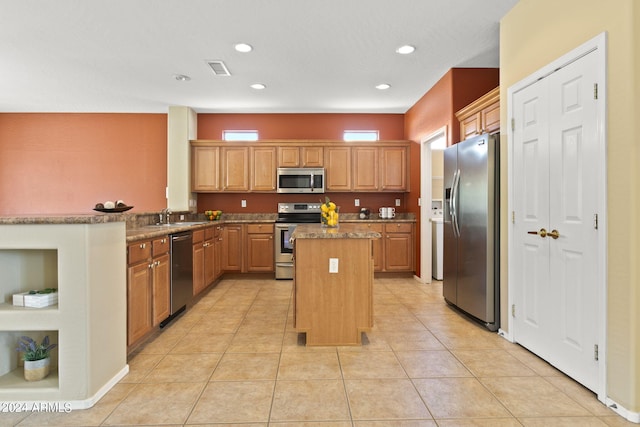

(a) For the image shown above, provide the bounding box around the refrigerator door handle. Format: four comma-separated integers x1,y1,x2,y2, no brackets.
451,169,461,237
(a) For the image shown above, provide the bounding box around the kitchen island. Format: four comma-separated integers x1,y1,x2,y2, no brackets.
291,223,381,346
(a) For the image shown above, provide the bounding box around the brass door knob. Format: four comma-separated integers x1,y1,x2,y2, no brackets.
527,228,547,238
548,229,560,239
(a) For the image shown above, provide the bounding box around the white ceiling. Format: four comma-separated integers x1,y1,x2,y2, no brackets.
1,0,519,114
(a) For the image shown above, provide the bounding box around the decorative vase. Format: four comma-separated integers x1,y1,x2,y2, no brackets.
24,357,50,381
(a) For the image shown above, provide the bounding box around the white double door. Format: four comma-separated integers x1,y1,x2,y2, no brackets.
511,47,602,392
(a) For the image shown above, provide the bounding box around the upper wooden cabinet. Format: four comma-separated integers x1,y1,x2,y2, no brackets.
456,87,500,141
191,140,409,193
221,146,250,191
325,146,352,191
192,146,220,191
250,146,277,191
277,145,324,168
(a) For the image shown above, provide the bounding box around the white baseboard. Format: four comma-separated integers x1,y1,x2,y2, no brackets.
498,328,514,342
605,398,640,424
0,364,129,413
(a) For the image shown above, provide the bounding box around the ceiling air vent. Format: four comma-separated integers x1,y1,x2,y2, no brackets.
207,60,231,76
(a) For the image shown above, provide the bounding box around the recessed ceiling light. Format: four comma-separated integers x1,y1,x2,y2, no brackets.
235,43,253,53
376,83,391,90
250,83,266,90
173,74,191,81
396,45,416,55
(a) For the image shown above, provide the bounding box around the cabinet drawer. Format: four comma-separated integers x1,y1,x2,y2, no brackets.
384,223,413,233
246,223,274,234
192,229,205,244
128,240,151,264
363,223,384,233
204,226,215,241
152,236,170,257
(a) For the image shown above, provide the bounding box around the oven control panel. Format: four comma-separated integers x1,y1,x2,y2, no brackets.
277,202,322,214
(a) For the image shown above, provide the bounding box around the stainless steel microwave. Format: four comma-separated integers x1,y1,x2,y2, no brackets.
276,168,325,193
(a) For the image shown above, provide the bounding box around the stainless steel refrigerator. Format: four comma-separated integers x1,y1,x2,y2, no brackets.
443,133,499,331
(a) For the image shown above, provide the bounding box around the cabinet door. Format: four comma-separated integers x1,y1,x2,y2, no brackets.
352,147,379,191
250,146,277,191
204,239,215,286
380,146,408,191
365,223,384,272
325,147,351,190
214,230,223,280
460,113,482,140
384,224,414,271
127,262,152,346
221,146,249,191
222,225,243,271
278,146,300,167
301,146,323,167
192,146,220,191
193,243,205,295
481,101,501,134
152,253,170,326
246,224,274,272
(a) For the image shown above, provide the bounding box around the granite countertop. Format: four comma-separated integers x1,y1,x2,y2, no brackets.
291,223,382,240
0,213,128,225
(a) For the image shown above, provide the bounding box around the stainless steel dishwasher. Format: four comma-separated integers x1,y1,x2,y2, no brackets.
160,231,193,327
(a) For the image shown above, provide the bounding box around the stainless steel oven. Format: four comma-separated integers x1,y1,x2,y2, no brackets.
274,202,321,279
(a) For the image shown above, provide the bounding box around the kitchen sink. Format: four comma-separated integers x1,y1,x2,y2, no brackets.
149,221,208,228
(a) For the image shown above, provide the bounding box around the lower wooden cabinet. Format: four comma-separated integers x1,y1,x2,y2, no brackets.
383,223,414,271
194,226,219,296
222,224,243,271
246,223,274,272
359,222,414,273
127,236,170,348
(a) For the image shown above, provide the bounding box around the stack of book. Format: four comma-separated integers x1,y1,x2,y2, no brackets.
13,289,58,308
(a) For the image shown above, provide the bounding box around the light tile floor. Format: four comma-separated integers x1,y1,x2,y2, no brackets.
5,277,635,426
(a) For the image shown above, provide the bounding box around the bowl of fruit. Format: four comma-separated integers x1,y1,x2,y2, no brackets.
205,210,222,221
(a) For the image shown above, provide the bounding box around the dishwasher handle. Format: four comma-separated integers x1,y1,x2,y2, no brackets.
171,232,192,242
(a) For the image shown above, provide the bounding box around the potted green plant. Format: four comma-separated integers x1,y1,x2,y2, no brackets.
16,335,57,381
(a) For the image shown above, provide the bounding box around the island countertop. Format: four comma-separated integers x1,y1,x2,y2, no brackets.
291,223,382,240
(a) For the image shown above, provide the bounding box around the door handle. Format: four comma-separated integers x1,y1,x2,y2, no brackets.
548,229,560,239
527,228,548,238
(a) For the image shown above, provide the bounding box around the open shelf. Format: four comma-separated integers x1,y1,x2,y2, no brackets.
0,368,59,390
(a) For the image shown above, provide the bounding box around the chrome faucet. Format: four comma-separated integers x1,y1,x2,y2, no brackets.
160,208,172,225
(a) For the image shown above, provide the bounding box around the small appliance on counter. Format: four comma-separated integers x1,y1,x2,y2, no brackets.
359,208,370,219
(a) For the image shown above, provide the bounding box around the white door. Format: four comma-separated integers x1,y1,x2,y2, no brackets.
512,49,601,392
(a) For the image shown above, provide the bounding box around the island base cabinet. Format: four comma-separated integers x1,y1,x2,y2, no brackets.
294,238,373,346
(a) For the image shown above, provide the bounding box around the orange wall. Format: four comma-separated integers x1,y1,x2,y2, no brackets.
198,113,405,140
404,68,499,277
0,113,167,215
197,113,407,214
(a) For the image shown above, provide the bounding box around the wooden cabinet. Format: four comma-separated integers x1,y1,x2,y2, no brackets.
358,222,414,272
213,225,223,280
456,87,500,141
192,146,219,191
221,146,250,191
380,146,408,191
127,236,170,347
192,229,205,295
325,146,351,191
193,227,218,296
279,145,324,167
203,227,216,290
246,223,274,272
191,140,409,192
352,146,379,191
222,224,243,271
250,146,277,191
384,223,414,271
151,237,170,326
